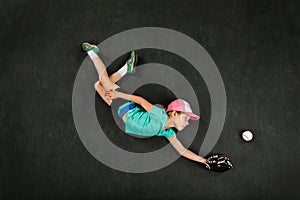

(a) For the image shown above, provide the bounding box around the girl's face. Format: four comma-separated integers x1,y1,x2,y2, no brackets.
173,113,191,131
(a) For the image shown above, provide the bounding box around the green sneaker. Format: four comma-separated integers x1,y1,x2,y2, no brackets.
126,51,138,73
82,42,99,53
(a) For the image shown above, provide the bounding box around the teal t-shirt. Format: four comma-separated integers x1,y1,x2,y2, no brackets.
124,104,176,138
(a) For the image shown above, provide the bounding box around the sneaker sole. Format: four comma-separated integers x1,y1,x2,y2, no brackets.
133,52,138,66
131,52,138,73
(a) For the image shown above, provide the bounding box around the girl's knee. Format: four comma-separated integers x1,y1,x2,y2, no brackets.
94,81,100,89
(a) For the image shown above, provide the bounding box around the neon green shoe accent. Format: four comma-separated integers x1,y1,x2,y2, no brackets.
82,42,99,53
126,51,138,73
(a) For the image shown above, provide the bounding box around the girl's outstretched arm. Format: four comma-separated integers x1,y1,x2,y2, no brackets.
105,89,154,112
167,135,207,164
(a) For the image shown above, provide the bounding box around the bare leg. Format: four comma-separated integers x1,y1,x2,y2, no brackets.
99,53,137,105
91,56,120,91
94,71,122,106
94,81,113,106
109,71,122,83
108,50,137,84
90,56,120,106
90,49,136,106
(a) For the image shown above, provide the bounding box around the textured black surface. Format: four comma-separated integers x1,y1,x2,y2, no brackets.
1,0,299,199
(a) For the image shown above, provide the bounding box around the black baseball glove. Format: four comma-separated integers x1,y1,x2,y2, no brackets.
204,154,233,172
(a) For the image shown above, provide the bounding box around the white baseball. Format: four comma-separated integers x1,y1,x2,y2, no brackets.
242,131,253,141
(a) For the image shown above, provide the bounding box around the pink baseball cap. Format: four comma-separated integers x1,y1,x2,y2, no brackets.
166,99,200,120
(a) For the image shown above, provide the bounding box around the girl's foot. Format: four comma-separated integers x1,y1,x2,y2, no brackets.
126,51,138,73
82,42,99,53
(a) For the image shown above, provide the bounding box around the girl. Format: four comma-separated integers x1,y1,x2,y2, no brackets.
82,42,208,166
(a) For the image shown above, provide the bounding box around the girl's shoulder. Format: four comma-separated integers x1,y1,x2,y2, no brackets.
148,105,167,119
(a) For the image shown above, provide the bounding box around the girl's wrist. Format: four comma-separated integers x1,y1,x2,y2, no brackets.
114,90,119,96
199,158,207,164
115,91,122,99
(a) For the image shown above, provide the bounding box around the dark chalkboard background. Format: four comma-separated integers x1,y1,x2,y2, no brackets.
1,0,299,199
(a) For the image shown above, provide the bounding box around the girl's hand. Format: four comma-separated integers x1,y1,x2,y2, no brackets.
105,89,119,100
